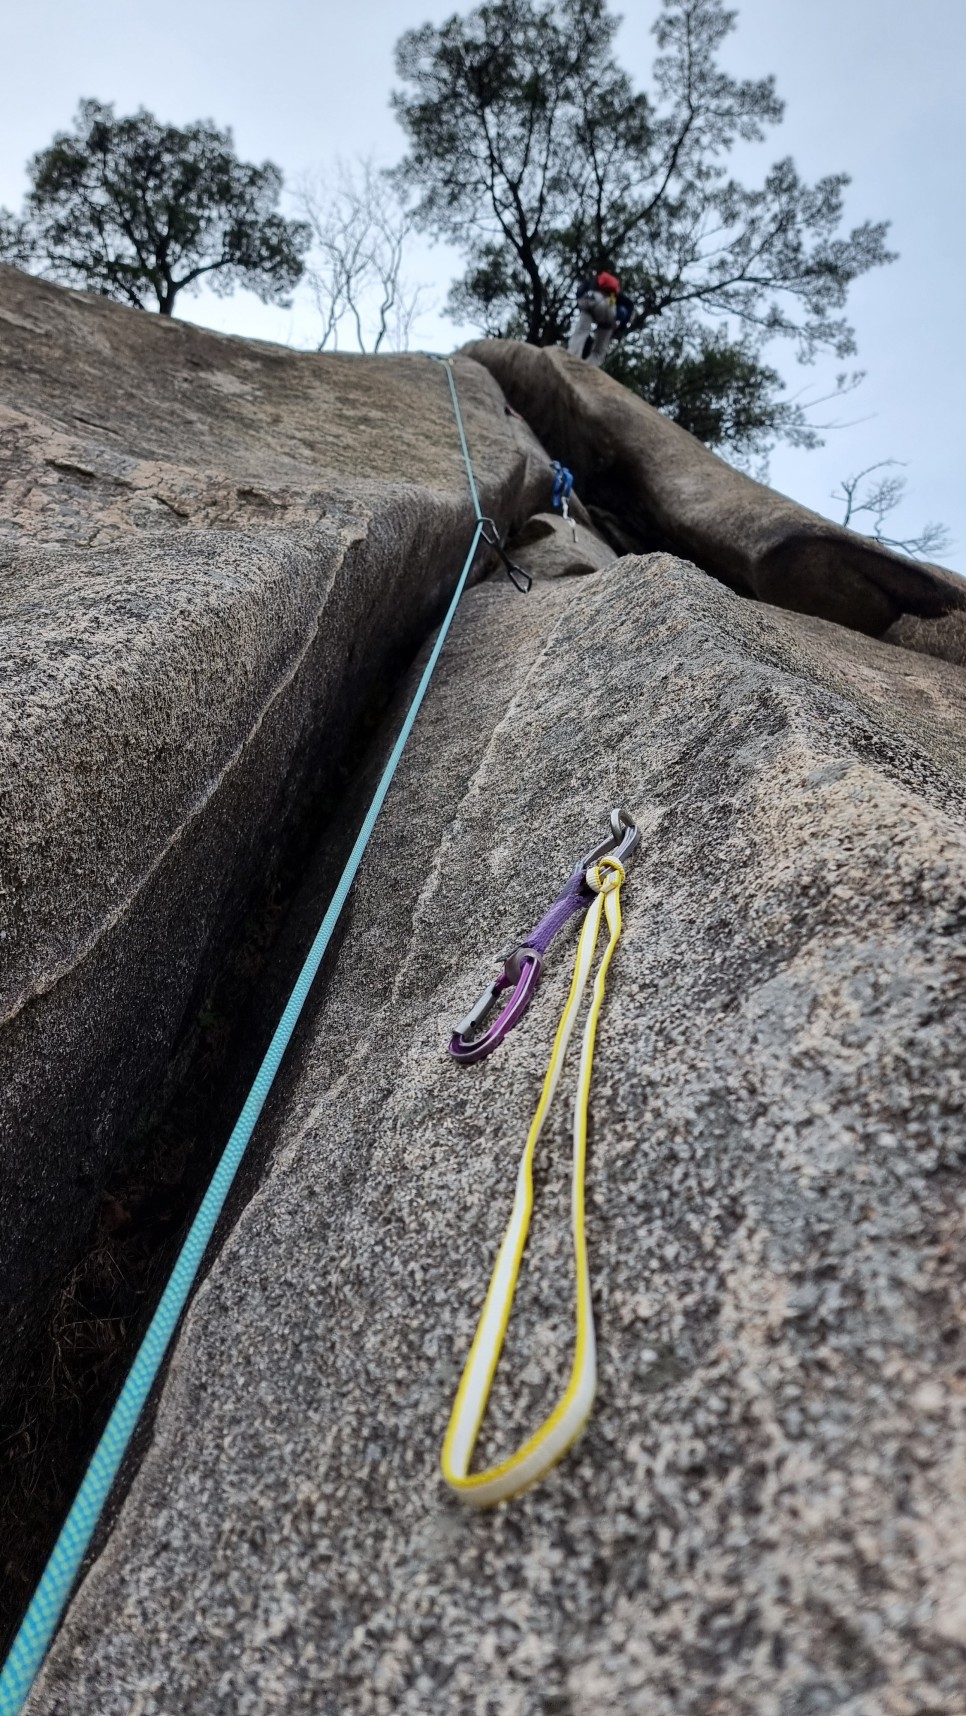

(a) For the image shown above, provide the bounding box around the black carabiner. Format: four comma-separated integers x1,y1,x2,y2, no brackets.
479,516,532,594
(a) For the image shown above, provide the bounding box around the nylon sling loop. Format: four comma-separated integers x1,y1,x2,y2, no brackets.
441,853,625,1506
0,357,488,1716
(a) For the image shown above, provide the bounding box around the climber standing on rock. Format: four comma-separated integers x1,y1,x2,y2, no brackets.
567,271,634,368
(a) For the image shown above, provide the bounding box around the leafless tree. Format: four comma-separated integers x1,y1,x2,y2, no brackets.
833,461,952,561
295,159,428,352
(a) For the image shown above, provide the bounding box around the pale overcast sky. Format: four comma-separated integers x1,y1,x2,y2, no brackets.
2,0,962,565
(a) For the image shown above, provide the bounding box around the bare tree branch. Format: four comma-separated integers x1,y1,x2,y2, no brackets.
296,159,429,353
833,461,953,561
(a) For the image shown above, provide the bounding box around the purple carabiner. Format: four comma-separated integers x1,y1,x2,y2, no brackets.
448,945,544,1064
448,811,640,1065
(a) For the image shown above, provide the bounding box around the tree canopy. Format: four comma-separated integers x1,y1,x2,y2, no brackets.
0,207,36,269
392,0,894,458
22,100,310,316
604,316,824,461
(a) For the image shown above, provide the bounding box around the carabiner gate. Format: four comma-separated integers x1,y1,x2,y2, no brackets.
449,943,544,1065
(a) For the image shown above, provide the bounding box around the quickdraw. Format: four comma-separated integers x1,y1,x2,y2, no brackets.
442,809,640,1506
449,808,639,1062
551,460,577,542
479,461,577,592
0,355,511,1716
479,515,533,594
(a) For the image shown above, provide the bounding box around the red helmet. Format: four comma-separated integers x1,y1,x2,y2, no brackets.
597,271,620,293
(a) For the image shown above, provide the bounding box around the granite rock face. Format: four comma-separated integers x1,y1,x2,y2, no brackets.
31,554,966,1715
0,267,553,1384
506,508,616,580
886,607,966,670
466,339,965,639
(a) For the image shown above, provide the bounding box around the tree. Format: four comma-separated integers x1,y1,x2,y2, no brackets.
392,0,894,457
296,159,428,352
605,314,833,465
25,100,310,316
0,208,36,270
833,463,952,562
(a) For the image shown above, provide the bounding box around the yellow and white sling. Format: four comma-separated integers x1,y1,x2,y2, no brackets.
442,847,629,1506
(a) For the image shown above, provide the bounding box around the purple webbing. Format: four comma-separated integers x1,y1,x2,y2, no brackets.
449,870,593,1063
524,871,589,953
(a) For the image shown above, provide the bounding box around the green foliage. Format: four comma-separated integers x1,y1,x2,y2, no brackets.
605,319,822,463
25,100,310,316
392,0,895,456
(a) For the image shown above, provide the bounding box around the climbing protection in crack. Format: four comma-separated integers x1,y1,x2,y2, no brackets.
0,357,534,1716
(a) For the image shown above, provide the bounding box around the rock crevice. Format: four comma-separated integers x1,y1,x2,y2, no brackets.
0,267,554,1389
28,554,966,1715
4,267,966,1713
466,338,964,637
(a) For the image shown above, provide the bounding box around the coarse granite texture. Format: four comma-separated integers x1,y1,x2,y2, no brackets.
0,266,554,1390
506,509,616,580
30,554,966,1715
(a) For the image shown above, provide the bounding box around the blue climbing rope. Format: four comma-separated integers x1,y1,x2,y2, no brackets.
0,357,486,1716
445,363,484,521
